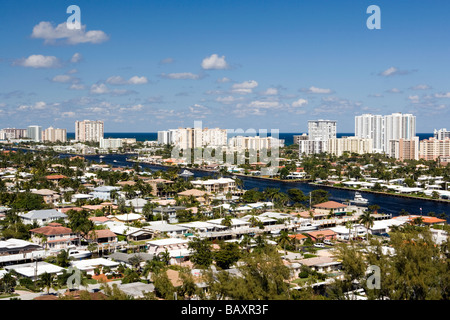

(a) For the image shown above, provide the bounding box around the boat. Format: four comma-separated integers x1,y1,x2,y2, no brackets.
297,221,318,232
179,169,194,178
113,160,117,163
67,247,92,260
351,192,369,206
99,155,105,158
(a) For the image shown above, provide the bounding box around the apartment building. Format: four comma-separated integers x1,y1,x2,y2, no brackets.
42,127,67,143
327,137,373,157
75,120,104,142
419,138,450,161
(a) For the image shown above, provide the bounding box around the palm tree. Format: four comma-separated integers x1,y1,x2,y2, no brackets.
277,231,292,255
221,215,233,228
357,210,375,241
39,272,55,294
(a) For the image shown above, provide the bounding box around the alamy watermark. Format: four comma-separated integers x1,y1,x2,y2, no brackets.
366,265,381,290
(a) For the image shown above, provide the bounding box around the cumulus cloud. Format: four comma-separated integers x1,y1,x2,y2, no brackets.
291,98,308,107
434,92,450,98
231,80,258,94
410,84,431,90
31,21,109,45
379,66,416,77
160,72,201,80
386,88,403,94
300,86,333,94
51,74,73,83
90,83,109,94
216,77,231,83
262,88,278,95
128,76,148,84
13,55,61,68
70,52,82,63
201,54,228,70
159,57,174,65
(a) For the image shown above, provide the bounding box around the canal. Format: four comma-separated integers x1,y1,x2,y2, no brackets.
78,153,450,221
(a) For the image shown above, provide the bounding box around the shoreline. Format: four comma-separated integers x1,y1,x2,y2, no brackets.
7,146,450,205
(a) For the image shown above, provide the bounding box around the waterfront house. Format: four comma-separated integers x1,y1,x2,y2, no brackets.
86,229,118,245
30,222,80,250
31,189,60,205
306,229,337,242
313,201,348,216
19,209,68,226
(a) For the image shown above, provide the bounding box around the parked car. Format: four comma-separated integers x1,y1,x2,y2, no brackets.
323,239,334,246
314,243,325,248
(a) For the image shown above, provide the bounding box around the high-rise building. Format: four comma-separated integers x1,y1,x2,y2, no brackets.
384,113,416,151
27,125,42,142
327,137,373,157
355,114,384,152
419,138,450,161
161,127,228,149
42,127,67,143
293,134,308,145
299,120,336,155
434,128,450,140
75,120,104,142
355,112,416,154
388,137,419,161
100,137,122,149
308,120,337,141
228,136,284,151
0,128,27,140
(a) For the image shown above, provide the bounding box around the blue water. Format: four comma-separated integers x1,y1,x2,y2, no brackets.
76,153,449,221
66,132,434,146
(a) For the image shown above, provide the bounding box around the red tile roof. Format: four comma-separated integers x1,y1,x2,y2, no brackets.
30,225,74,236
313,201,348,209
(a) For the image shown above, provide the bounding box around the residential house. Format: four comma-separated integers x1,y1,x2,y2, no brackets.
30,222,80,250
19,209,68,226
313,201,348,216
306,229,337,242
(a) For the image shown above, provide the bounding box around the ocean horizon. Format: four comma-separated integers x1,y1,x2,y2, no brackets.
66,132,434,146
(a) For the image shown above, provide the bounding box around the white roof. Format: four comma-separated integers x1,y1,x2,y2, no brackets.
71,258,119,270
113,213,143,221
147,238,189,247
5,261,65,278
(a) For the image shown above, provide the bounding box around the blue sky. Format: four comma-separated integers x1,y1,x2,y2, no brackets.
1,0,449,133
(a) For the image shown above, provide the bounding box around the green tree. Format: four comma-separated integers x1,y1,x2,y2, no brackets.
214,242,241,270
188,237,213,269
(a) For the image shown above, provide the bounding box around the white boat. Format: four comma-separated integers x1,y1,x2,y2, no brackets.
351,192,369,206
297,221,318,232
179,169,194,177
113,160,117,163
68,247,92,260
99,155,105,158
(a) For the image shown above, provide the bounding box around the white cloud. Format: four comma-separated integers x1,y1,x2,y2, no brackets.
70,52,82,63
302,86,333,94
14,55,60,68
31,21,109,45
386,88,402,94
408,95,420,103
160,72,201,80
216,96,244,104
106,75,148,86
18,101,48,111
435,92,450,98
90,83,109,94
201,54,228,70
51,75,73,83
128,76,148,84
106,76,127,85
411,84,431,90
217,77,231,83
69,83,86,90
262,88,278,95
231,80,258,94
379,66,415,77
291,98,308,107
